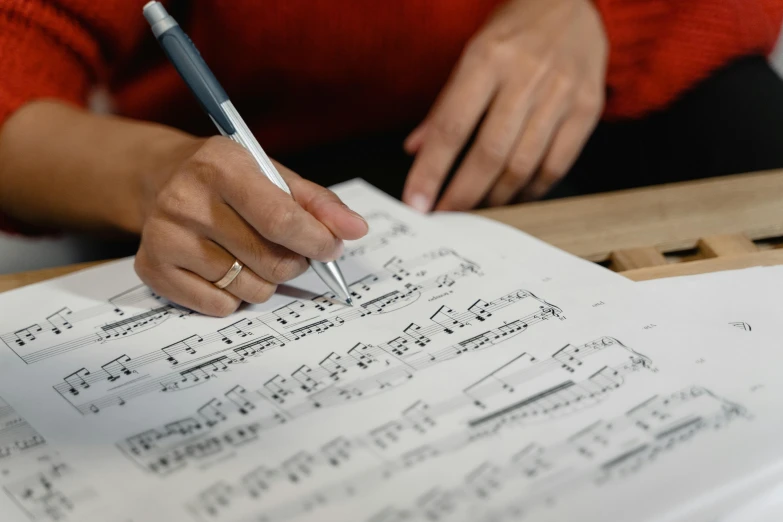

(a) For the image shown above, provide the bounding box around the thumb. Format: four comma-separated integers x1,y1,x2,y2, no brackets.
282,167,369,241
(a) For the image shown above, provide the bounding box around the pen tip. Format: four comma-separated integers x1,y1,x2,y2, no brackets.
345,297,354,307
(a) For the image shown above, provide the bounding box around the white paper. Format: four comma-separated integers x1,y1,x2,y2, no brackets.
0,394,133,521
640,266,783,522
0,180,781,522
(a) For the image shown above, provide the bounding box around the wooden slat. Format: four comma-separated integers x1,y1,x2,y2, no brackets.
476,169,783,262
698,234,758,258
0,260,109,294
2,171,783,292
610,247,667,271
622,249,783,281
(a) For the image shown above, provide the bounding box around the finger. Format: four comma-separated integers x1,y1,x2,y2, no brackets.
485,80,572,207
135,249,241,318
435,78,538,211
402,51,497,213
165,231,278,304
283,170,369,241
404,122,428,155
194,200,309,284
522,109,599,201
208,140,346,262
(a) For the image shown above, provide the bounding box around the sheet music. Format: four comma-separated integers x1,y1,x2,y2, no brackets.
639,266,783,522
0,395,134,521
640,266,783,337
0,180,782,521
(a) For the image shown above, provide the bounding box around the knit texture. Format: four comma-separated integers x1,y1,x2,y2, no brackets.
597,0,783,118
1,0,781,146
0,0,782,234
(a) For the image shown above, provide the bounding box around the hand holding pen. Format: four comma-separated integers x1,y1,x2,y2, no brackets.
131,3,367,316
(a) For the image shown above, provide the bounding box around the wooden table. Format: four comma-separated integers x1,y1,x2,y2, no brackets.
2,169,783,293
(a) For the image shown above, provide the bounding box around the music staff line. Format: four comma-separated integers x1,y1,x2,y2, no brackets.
2,458,98,522
51,251,486,415
413,388,749,522
0,399,46,460
117,334,648,481
52,251,478,391
339,212,413,259
0,212,415,365
68,288,556,418
8,248,478,369
197,387,745,522
0,284,163,354
183,339,661,521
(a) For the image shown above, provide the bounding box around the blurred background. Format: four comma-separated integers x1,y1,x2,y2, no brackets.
2,31,782,276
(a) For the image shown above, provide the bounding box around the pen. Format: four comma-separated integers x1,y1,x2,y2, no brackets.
142,1,353,307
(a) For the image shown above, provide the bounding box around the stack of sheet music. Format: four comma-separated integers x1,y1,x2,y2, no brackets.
0,180,782,522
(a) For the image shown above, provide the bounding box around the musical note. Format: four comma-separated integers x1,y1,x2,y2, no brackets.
1,180,777,522
161,334,204,365
45,307,73,335
291,365,320,393
63,368,91,396
100,305,172,338
218,319,255,344
272,302,305,325
101,354,133,382
318,352,347,380
2,324,42,348
225,385,255,415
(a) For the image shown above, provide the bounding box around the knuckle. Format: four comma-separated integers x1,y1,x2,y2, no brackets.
432,116,471,146
268,253,307,283
155,181,192,220
445,197,474,212
188,142,225,182
577,87,605,117
508,154,536,181
198,135,229,156
246,281,277,304
207,295,241,318
190,137,254,188
134,241,167,281
241,234,268,267
487,40,516,64
133,249,155,283
467,36,512,64
475,138,507,166
263,203,297,239
308,188,340,215
311,234,338,261
553,71,576,97
540,167,565,184
463,36,486,59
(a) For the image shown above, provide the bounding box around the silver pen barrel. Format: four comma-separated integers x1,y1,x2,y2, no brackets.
143,1,354,306
221,104,354,306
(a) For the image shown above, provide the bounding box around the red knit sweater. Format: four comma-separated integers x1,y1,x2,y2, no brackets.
1,0,782,151
0,0,782,233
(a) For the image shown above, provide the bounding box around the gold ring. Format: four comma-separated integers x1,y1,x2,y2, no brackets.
213,260,243,289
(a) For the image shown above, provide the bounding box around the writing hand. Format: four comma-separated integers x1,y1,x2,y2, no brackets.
134,137,368,317
403,0,607,211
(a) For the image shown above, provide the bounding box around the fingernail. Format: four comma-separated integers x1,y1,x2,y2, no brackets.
344,205,368,225
408,194,431,214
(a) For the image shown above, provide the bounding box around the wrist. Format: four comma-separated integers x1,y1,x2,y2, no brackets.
123,128,203,235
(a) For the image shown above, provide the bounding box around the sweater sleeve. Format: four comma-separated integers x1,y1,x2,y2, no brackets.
0,0,152,235
595,0,783,119
0,0,155,125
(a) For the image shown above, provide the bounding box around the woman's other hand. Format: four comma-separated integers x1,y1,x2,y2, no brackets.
403,0,608,211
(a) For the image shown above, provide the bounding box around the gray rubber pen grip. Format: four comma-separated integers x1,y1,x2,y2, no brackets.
156,26,235,135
